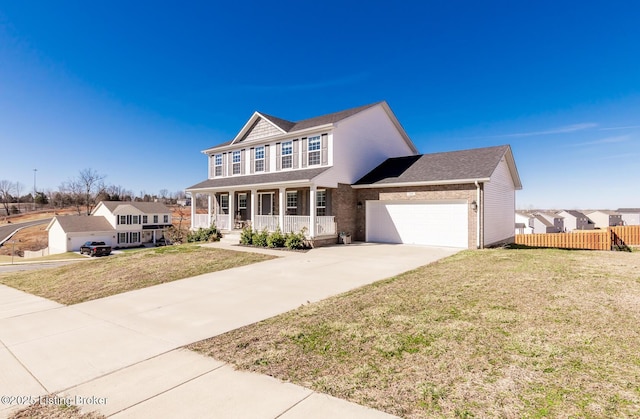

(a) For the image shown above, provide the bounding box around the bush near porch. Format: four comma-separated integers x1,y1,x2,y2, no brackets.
240,226,307,250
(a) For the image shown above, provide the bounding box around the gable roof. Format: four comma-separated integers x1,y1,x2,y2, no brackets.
203,101,417,153
47,215,114,233
617,208,640,213
559,210,589,218
94,201,171,215
532,214,554,227
353,145,521,188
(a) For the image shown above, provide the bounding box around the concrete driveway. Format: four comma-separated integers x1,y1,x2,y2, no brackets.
0,243,460,418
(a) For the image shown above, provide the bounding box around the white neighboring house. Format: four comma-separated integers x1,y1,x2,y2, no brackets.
515,211,534,234
585,210,623,229
617,208,640,225
47,201,173,255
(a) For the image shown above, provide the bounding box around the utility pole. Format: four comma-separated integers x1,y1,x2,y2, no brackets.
33,168,37,211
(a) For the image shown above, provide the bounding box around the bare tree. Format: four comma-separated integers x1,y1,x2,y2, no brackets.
78,169,106,215
60,179,85,215
159,189,169,201
15,181,24,204
0,180,15,216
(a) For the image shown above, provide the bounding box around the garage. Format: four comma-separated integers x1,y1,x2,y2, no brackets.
366,200,468,248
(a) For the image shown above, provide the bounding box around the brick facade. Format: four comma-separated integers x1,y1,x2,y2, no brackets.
334,183,483,249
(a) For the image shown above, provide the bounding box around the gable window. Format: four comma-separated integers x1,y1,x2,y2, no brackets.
214,154,223,177
286,191,297,215
316,189,326,216
232,151,241,175
255,146,265,172
308,136,321,166
282,141,293,169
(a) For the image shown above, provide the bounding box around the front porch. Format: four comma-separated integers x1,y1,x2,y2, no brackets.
191,187,337,238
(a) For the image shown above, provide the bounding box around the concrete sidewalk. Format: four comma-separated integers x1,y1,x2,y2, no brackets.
0,243,460,418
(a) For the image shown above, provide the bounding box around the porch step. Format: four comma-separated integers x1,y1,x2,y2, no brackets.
220,231,241,245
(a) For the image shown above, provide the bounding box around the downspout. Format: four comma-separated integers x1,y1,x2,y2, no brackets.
475,180,481,249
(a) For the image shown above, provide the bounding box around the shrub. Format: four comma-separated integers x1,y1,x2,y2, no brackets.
285,230,306,250
187,225,222,243
252,228,269,247
267,228,286,248
240,226,253,245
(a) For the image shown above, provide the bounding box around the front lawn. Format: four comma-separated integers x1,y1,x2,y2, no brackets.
0,245,276,305
188,249,640,418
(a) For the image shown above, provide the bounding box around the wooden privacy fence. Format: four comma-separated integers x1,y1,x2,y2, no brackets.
515,225,640,251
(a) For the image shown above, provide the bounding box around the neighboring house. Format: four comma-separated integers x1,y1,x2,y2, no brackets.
529,214,561,234
536,211,566,233
47,201,173,254
515,211,534,234
617,208,640,225
586,210,623,229
186,102,522,249
92,201,173,247
557,210,595,231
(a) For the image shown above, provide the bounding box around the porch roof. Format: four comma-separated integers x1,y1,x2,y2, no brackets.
186,167,330,191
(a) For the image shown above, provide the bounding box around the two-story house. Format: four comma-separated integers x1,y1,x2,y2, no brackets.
557,210,595,231
187,102,522,249
47,201,173,254
585,210,623,229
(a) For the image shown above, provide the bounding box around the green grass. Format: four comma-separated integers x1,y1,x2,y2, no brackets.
188,249,640,418
0,244,275,305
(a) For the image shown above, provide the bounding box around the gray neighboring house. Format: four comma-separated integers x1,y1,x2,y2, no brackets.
616,208,640,225
534,212,564,233
586,210,623,229
557,210,595,231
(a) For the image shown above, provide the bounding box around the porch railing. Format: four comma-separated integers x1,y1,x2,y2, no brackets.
254,215,279,231
283,215,310,233
215,215,230,231
193,214,210,229
316,216,336,236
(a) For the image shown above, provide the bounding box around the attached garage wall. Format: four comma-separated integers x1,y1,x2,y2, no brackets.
67,232,115,252
366,200,468,247
354,184,479,249
483,158,516,246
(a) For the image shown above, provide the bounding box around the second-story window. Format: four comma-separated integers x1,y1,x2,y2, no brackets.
282,141,292,169
214,154,223,177
308,136,321,166
255,146,265,172
232,151,241,175
142,215,148,224
153,215,158,223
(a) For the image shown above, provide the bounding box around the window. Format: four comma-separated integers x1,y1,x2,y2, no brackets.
238,194,247,209
118,232,127,243
118,232,140,244
119,215,126,225
132,215,139,225
255,146,265,172
220,194,229,214
316,189,326,216
130,232,140,243
282,141,292,169
142,215,148,224
308,136,321,166
214,154,223,177
163,215,169,223
286,191,297,214
153,215,158,223
232,150,241,175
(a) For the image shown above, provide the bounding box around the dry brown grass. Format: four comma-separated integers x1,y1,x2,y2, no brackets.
8,399,104,419
0,245,275,305
188,248,640,418
0,224,49,256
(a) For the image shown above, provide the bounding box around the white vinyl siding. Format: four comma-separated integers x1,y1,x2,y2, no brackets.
483,158,516,246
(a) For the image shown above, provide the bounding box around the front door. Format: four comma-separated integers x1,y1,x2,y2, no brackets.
258,193,273,215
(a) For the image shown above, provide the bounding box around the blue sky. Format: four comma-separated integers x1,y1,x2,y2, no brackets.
1,1,639,209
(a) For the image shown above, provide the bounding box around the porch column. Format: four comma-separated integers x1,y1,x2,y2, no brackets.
309,185,316,237
207,194,213,226
229,190,235,230
191,194,196,230
250,189,256,228
279,187,285,231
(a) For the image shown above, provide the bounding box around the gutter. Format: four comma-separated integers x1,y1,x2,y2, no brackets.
475,180,481,249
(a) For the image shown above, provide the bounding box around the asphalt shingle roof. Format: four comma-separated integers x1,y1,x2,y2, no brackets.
52,215,114,233
98,201,171,214
187,167,331,190
354,145,511,186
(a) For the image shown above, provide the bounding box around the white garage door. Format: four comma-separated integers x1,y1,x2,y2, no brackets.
366,200,468,248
